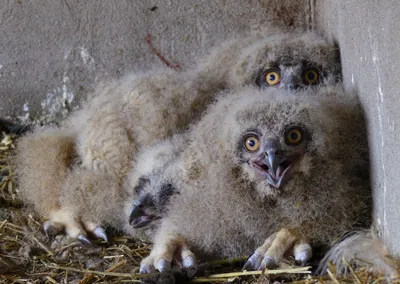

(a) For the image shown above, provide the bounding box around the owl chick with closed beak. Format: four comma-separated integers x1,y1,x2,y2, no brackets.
15,30,343,244
195,28,341,91
122,86,370,275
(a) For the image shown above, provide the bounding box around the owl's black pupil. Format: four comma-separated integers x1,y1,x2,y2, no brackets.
308,72,315,80
269,74,276,81
290,132,298,140
248,140,255,147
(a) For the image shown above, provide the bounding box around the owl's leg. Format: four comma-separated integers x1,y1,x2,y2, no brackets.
243,232,277,270
41,202,109,244
261,228,298,269
140,232,197,276
55,167,124,244
44,207,94,245
14,127,80,239
44,210,109,245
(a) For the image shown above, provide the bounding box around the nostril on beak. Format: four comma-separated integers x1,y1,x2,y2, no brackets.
267,150,282,157
264,150,282,157
286,84,299,91
264,148,285,177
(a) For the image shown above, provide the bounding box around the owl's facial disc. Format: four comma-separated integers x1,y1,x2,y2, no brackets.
244,126,307,188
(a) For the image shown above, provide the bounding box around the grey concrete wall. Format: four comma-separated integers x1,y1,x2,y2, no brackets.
316,0,400,255
0,0,310,123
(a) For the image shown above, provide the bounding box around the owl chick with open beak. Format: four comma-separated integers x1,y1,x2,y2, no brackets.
124,85,370,275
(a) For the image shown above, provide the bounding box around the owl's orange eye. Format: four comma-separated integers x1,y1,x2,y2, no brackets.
303,68,320,85
285,127,303,146
244,135,260,152
264,69,281,86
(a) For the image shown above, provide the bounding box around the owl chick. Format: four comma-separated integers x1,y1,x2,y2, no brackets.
15,30,342,243
122,86,370,274
195,29,341,91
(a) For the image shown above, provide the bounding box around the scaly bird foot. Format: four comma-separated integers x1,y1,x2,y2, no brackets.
140,233,197,277
43,209,108,245
243,228,312,271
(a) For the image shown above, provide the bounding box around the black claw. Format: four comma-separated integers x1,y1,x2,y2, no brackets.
77,235,93,246
259,256,276,270
294,256,309,267
186,268,197,278
243,252,262,271
242,261,253,271
93,227,108,243
43,221,61,238
157,259,171,272
43,221,52,238
140,263,155,274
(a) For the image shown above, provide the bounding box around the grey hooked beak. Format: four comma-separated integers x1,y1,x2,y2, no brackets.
281,74,299,91
263,147,287,188
264,149,284,178
250,138,298,189
129,194,156,228
129,200,144,224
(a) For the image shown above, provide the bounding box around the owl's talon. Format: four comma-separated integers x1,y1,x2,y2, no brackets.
259,256,276,270
294,243,312,266
43,221,52,238
139,263,155,274
93,226,108,242
43,220,63,238
77,234,93,246
156,259,171,272
182,255,196,269
140,234,197,275
182,255,197,277
243,251,263,271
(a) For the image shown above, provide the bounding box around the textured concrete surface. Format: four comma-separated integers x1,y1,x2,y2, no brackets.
0,0,310,122
316,0,400,255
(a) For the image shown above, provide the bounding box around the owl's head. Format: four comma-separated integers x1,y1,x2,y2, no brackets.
194,85,358,197
230,32,341,91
